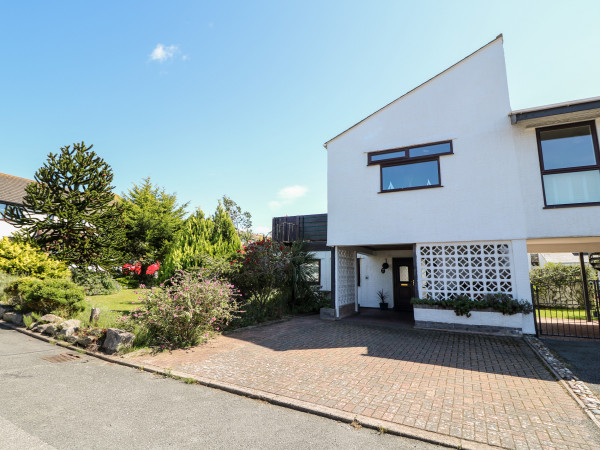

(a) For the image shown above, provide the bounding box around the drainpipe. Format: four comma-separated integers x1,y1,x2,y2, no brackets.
580,253,592,322
330,246,336,311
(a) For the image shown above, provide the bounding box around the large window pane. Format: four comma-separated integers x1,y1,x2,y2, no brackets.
543,170,600,205
409,142,452,158
382,160,439,191
370,150,406,162
540,125,597,170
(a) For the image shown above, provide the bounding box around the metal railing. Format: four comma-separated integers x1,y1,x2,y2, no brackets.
531,280,600,339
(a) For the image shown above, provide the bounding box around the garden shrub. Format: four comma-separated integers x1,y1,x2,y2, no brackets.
411,293,532,317
0,237,69,279
121,270,238,349
530,262,596,286
0,271,19,301
530,263,597,308
285,241,328,314
71,267,121,295
5,277,85,315
159,205,241,282
230,239,329,324
231,238,289,320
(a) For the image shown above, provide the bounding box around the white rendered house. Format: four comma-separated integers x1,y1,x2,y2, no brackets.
323,35,600,334
0,173,32,238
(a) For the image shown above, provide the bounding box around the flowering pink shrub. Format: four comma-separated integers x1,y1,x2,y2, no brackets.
123,271,238,349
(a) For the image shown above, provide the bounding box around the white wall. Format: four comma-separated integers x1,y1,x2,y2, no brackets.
312,250,332,291
327,37,528,247
511,118,600,240
326,36,600,248
357,250,413,308
0,221,17,238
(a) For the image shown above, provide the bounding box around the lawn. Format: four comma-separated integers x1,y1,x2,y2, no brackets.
537,307,598,321
73,288,152,329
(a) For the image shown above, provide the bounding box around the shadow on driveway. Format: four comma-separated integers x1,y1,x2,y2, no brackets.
541,337,600,396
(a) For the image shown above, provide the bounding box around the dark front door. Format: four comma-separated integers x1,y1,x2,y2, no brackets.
393,258,414,311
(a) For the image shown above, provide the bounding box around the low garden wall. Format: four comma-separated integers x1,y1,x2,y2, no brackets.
414,305,534,336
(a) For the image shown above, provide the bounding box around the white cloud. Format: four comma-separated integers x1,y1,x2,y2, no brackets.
269,185,308,210
150,44,180,63
278,185,308,201
254,225,271,236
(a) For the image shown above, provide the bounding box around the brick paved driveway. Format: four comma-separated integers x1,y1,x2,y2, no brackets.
130,317,600,449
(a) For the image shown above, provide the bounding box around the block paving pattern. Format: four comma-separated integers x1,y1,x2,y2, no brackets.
131,317,600,449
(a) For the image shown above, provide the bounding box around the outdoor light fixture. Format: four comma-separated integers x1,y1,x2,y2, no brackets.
381,260,389,273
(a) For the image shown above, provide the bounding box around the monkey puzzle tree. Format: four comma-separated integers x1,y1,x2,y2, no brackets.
5,142,125,269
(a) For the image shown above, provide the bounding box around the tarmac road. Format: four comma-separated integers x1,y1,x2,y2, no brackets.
0,324,441,449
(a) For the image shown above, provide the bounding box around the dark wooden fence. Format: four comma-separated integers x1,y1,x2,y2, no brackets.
272,214,327,243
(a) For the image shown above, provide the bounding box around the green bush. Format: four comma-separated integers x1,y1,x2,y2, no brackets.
0,271,19,301
530,263,597,308
71,267,121,295
5,277,85,315
411,293,532,317
0,237,69,279
120,270,238,349
530,262,596,285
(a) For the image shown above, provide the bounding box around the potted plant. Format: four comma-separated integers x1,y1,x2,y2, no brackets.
377,289,389,310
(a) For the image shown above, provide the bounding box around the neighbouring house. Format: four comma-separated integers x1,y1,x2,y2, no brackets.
529,252,588,268
0,173,32,238
276,35,600,335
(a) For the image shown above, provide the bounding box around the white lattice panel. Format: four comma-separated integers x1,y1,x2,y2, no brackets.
417,242,514,300
336,248,356,306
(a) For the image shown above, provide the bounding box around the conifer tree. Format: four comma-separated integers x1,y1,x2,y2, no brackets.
159,203,241,281
5,142,124,269
121,177,188,263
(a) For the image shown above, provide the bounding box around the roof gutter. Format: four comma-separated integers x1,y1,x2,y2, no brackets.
509,97,600,124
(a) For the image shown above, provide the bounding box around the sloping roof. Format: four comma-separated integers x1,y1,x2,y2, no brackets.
509,95,600,125
323,35,504,148
0,173,33,205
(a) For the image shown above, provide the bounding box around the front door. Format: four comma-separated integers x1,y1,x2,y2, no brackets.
393,258,414,311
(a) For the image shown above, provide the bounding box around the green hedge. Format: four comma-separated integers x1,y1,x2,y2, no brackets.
5,277,85,315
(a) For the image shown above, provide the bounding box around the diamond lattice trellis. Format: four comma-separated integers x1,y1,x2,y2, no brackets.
336,248,356,306
418,242,514,300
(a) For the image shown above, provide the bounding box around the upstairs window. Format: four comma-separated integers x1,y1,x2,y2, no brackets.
367,140,452,193
536,121,600,207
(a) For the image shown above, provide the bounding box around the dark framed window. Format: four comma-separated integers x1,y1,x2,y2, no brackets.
0,202,21,221
306,259,321,285
368,140,451,193
381,159,440,192
536,121,600,207
367,140,452,165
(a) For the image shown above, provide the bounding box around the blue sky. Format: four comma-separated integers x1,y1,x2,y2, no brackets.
1,1,600,233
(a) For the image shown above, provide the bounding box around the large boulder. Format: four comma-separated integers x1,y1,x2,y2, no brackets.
57,327,77,337
76,336,96,347
61,335,78,344
3,312,24,326
0,304,14,317
102,328,135,354
39,314,64,324
41,324,58,336
59,319,81,330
